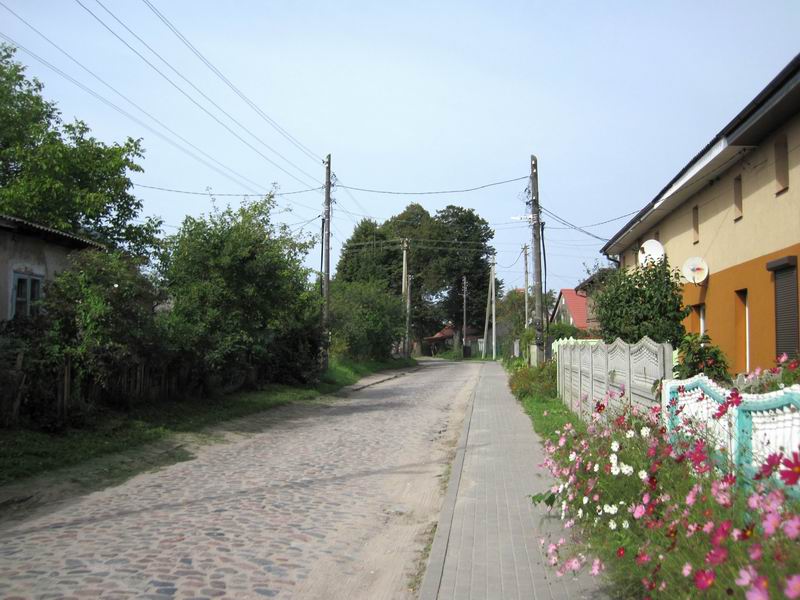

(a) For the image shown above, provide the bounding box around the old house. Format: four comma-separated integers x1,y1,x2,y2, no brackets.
0,214,103,321
602,53,800,372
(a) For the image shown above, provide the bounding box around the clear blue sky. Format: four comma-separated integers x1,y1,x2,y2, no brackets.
3,1,799,290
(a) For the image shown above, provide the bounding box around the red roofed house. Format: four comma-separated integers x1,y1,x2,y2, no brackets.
549,289,588,330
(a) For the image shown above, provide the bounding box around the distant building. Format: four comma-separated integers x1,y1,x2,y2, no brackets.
574,268,614,331
0,214,103,321
602,53,800,372
549,289,588,330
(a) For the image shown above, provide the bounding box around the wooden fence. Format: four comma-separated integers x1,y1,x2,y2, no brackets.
557,336,673,419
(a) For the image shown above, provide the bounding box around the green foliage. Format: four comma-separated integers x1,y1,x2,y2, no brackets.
329,279,404,361
160,197,320,386
594,259,689,345
0,45,160,255
508,361,557,400
335,203,495,340
675,333,731,383
547,321,584,340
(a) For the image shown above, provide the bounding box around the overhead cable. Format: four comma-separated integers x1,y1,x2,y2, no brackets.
336,175,528,196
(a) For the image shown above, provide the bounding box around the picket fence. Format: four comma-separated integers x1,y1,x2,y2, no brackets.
557,337,673,419
662,375,800,477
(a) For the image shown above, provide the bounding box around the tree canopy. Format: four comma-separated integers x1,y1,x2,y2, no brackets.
335,203,495,339
0,45,160,255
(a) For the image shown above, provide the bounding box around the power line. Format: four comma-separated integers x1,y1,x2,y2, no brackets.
336,175,528,196
0,1,267,195
140,0,322,165
73,0,320,189
540,206,609,242
133,183,323,197
0,30,272,195
497,248,524,269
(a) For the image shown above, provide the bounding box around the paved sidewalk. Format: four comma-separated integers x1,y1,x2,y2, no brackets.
421,361,602,600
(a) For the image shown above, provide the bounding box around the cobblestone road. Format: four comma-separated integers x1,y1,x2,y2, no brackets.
0,360,480,600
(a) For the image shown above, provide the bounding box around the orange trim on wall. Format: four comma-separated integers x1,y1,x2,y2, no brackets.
682,243,800,374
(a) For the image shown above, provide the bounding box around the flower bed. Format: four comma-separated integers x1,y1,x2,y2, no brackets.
530,385,799,598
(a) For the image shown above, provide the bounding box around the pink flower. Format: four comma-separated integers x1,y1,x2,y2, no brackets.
710,520,732,547
748,493,763,510
686,483,701,506
758,453,783,479
745,577,769,600
694,569,716,591
785,574,800,599
564,557,581,572
703,520,715,534
748,544,763,561
763,511,781,537
779,352,790,363
783,515,800,540
682,563,693,577
705,546,728,566
642,492,650,505
590,558,603,576
780,451,800,486
633,504,646,519
736,565,758,587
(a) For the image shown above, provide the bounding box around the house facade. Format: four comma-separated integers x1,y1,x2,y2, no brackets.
550,289,588,330
602,54,800,373
0,215,103,321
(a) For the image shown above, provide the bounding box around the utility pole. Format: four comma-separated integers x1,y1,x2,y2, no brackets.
402,238,409,356
491,261,496,360
523,244,529,329
462,275,468,356
405,273,412,358
482,266,491,359
322,154,332,368
529,155,544,364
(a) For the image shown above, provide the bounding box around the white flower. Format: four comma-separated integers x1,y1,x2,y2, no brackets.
604,504,618,515
568,451,577,462
594,517,599,525
620,464,634,476
625,430,635,439
609,519,617,530
577,508,583,519
609,453,618,465
622,520,629,529
611,441,620,452
610,465,621,476
558,484,564,493
596,505,603,515
593,464,599,473
638,470,648,481
640,427,651,438
583,496,589,505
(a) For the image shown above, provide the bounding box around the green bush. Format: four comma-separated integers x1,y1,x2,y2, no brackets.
594,258,689,345
329,279,404,361
509,361,557,400
674,332,731,383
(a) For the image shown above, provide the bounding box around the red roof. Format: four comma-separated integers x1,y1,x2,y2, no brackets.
552,289,588,329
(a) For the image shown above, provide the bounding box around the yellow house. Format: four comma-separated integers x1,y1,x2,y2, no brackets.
602,53,800,374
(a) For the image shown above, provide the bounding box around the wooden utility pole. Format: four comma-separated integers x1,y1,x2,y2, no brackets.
405,273,412,358
482,266,491,358
402,239,409,356
523,244,529,329
322,154,332,366
462,275,468,356
491,261,496,360
529,155,544,364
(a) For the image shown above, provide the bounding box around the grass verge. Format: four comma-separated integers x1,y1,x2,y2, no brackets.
0,356,416,486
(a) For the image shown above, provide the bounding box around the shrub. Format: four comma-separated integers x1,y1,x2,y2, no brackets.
548,322,584,340
675,333,731,384
329,279,404,361
509,361,557,400
594,259,689,345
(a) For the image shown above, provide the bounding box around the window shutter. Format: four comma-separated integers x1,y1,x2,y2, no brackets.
774,266,799,357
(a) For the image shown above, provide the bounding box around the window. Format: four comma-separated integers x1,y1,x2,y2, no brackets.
692,205,699,244
733,175,743,221
775,134,789,194
11,273,43,318
767,256,798,358
735,290,749,372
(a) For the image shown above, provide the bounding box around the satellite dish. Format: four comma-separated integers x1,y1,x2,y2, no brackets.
682,257,709,284
638,239,665,266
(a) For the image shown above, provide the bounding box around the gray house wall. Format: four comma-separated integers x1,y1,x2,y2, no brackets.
0,230,77,321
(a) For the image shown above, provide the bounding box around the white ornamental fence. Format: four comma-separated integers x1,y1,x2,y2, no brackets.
557,337,673,420
662,375,800,477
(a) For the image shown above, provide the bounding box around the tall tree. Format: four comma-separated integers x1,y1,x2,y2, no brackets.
0,45,160,255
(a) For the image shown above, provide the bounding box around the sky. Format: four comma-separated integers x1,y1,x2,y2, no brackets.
3,1,799,292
